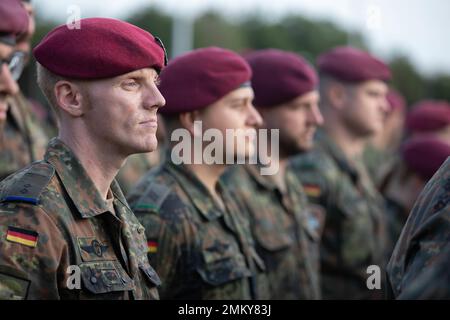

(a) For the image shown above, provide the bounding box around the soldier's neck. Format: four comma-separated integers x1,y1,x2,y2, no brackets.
324,124,367,161
58,132,123,201
186,162,227,202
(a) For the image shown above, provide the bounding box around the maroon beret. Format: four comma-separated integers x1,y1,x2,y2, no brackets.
317,46,391,83
244,49,318,108
0,0,28,43
159,47,252,115
401,136,450,181
406,100,450,133
33,18,167,79
387,89,406,112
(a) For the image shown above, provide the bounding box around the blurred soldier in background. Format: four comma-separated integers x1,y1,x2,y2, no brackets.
0,17,166,299
222,49,324,299
387,157,450,299
291,46,391,299
405,100,450,143
364,89,406,184
127,47,270,300
0,0,48,181
380,136,450,256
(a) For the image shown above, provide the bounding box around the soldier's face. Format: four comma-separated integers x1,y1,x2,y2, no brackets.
15,2,36,57
198,87,263,160
259,90,323,157
0,43,19,122
341,80,389,137
80,67,166,156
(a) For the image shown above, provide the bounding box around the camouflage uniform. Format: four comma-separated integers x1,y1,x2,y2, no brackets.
291,130,388,299
378,161,411,257
127,159,269,300
0,93,48,181
0,138,160,299
386,157,450,299
221,164,323,299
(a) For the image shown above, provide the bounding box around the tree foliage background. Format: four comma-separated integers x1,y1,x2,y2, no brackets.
23,7,450,108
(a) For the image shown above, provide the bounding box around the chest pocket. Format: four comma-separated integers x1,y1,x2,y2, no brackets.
79,260,135,295
252,207,294,252
334,179,377,266
196,239,252,286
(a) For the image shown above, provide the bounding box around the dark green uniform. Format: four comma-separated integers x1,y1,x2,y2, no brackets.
1,93,48,181
291,130,388,299
387,157,450,299
127,159,269,300
221,164,323,299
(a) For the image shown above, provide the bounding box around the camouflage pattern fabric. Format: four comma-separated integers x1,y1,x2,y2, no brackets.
0,92,48,181
387,157,450,299
127,159,269,300
291,130,388,299
221,164,323,299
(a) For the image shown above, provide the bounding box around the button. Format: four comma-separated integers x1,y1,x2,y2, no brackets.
137,227,144,234
90,276,98,284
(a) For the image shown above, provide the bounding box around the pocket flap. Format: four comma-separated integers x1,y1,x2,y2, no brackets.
139,263,162,287
79,261,135,294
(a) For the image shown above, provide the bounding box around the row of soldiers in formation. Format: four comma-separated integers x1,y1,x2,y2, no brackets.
0,0,448,300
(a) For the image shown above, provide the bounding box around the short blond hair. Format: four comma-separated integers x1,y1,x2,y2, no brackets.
36,63,66,116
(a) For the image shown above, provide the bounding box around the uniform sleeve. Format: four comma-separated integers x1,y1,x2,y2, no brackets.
134,198,197,299
0,204,68,299
387,163,450,298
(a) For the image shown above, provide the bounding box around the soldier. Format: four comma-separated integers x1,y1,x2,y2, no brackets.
0,17,167,299
387,157,450,299
127,47,269,299
405,100,450,143
0,0,48,181
364,89,406,184
221,49,324,299
291,46,391,299
380,136,450,256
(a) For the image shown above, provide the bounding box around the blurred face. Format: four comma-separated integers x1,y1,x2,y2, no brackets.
198,87,263,160
341,80,389,137
15,1,35,56
80,67,166,156
259,90,323,157
0,43,19,122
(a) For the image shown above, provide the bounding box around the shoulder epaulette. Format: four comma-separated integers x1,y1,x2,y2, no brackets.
0,162,54,205
133,182,171,213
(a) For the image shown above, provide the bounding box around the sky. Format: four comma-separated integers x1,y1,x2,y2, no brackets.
34,0,450,75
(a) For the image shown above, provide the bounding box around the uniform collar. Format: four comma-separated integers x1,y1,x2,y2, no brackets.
164,160,224,221
243,164,279,192
315,129,360,183
44,138,122,218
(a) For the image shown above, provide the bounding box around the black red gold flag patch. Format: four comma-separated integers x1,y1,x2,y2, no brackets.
6,226,39,248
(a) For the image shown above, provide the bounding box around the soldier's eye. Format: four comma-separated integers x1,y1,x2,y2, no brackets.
123,80,139,88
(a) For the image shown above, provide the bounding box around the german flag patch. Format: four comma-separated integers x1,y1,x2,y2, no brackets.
304,184,321,198
147,240,157,253
6,226,39,248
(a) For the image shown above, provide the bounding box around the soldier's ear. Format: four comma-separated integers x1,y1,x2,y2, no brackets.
54,80,85,117
179,111,201,136
327,82,347,110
